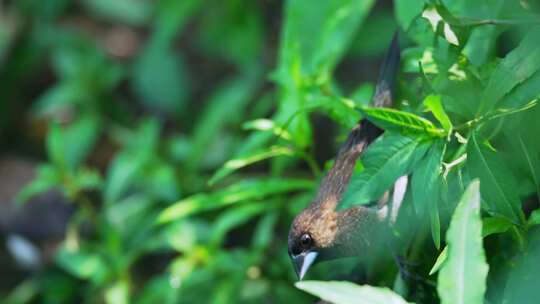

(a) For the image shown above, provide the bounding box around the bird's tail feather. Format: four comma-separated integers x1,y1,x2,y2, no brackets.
341,32,400,151
317,33,400,207
373,32,400,108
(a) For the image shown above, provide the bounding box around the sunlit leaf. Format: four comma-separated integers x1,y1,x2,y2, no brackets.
424,94,453,131
438,180,489,304
359,106,446,137
528,210,540,227
242,119,292,141
437,180,488,304
429,246,448,275
158,178,314,223
56,248,108,284
105,280,129,304
296,280,410,304
209,146,295,185
422,6,460,46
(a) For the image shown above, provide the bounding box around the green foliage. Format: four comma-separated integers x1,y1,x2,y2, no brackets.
296,281,410,304
437,180,489,304
467,133,524,224
4,0,540,303
340,133,429,208
412,141,445,248
358,106,446,137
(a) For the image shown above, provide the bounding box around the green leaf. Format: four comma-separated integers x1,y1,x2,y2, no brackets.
296,281,410,304
136,275,178,304
104,119,160,203
462,25,499,66
482,217,513,237
528,209,540,227
210,203,272,246
56,248,108,284
502,226,540,304
478,27,540,114
209,146,295,185
466,133,524,224
499,69,540,110
429,246,447,275
46,116,101,173
186,76,260,170
274,0,375,148
412,141,445,248
432,217,511,276
437,180,489,304
130,0,201,109
517,134,540,200
46,123,65,169
132,47,190,116
394,0,425,30
310,97,360,129
423,94,452,131
277,0,376,81
105,280,129,304
359,106,446,137
196,1,262,67
340,133,430,208
251,211,279,249
158,178,314,223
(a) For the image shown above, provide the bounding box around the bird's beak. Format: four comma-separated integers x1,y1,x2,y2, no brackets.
291,251,318,280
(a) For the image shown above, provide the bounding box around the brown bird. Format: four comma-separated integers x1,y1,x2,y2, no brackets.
288,34,401,280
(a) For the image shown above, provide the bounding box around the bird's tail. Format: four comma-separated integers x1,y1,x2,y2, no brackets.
372,32,400,108
316,33,401,208
341,32,400,152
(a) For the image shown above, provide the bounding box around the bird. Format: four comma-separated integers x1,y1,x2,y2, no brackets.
288,34,401,280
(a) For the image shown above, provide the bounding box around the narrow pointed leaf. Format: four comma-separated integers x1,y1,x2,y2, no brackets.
412,141,445,248
429,246,448,275
424,95,452,131
437,180,489,304
209,146,294,185
359,106,446,137
158,178,313,223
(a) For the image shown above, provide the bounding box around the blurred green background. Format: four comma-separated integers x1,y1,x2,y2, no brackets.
2,0,540,303
0,0,396,303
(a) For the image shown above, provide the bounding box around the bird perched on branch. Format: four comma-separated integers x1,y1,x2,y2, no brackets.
288,34,401,280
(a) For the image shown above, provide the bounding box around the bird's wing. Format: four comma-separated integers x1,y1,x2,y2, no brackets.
314,33,401,211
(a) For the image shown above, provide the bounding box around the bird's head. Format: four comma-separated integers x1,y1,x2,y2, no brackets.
287,205,339,280
288,203,381,280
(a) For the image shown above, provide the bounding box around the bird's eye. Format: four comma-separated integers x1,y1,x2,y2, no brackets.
300,234,312,248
